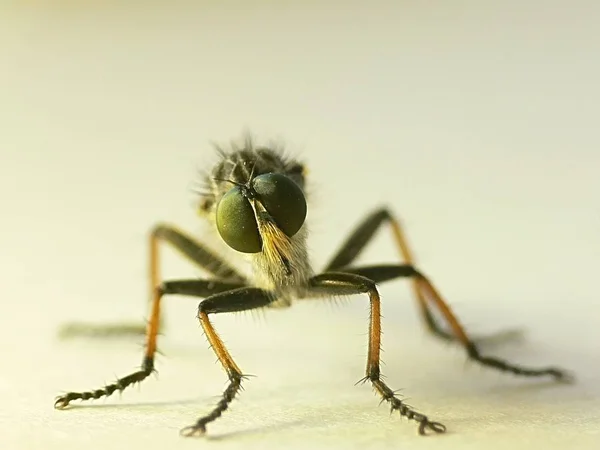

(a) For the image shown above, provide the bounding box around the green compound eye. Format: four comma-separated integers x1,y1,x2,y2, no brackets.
252,173,307,237
215,186,262,253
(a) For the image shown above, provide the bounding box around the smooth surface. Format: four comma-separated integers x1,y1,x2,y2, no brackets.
1,2,599,449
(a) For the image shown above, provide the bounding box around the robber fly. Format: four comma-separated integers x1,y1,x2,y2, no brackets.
54,136,572,436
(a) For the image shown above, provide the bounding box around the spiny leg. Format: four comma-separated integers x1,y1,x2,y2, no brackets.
343,264,572,381
180,287,276,437
309,271,446,435
414,271,572,381
325,207,521,345
149,224,245,284
59,224,246,339
54,278,245,408
324,208,454,341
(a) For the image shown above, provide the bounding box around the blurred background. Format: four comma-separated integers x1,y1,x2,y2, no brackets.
1,1,599,449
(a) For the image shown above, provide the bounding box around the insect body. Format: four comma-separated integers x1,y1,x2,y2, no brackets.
55,137,571,436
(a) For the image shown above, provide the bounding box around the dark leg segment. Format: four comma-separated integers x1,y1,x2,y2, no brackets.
54,278,246,409
180,287,276,436
310,271,446,435
59,224,246,339
151,224,245,283
341,264,571,381
324,208,453,341
414,272,571,380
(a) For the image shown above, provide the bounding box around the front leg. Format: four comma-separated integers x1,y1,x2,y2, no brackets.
310,271,446,435
180,287,276,436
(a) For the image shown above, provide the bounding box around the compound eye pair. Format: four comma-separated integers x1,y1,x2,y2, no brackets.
215,173,307,253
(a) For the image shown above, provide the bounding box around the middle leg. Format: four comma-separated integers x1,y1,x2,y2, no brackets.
342,264,571,381
54,278,245,409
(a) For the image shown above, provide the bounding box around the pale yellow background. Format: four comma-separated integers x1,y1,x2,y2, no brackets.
1,1,599,449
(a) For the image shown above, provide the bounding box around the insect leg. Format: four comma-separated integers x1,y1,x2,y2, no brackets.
309,271,446,436
324,208,455,341
324,207,519,345
149,224,245,284
180,287,275,437
54,278,245,409
342,264,572,381
59,224,245,338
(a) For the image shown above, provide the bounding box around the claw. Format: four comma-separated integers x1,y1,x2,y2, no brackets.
418,420,447,435
180,425,206,437
54,397,70,410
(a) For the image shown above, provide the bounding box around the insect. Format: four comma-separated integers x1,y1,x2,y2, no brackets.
54,136,572,436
